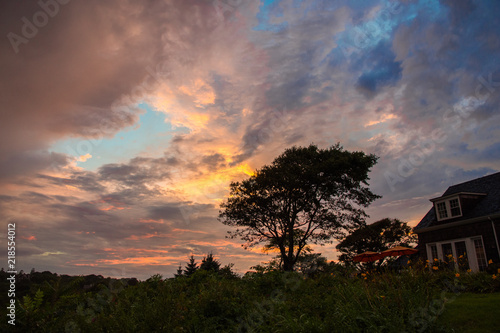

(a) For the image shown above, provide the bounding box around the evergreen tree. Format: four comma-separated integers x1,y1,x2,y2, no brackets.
200,253,221,272
183,255,199,277
174,264,183,278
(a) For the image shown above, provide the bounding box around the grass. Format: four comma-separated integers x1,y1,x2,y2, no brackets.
3,266,499,332
437,292,500,333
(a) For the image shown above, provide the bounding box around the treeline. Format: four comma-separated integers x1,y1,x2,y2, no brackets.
3,256,500,332
0,268,139,306
173,253,237,278
2,259,500,332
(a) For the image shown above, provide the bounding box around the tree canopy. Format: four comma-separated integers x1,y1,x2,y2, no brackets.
219,144,380,271
200,253,221,272
336,217,417,266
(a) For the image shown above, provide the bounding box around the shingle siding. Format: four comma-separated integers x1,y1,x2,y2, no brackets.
417,218,500,263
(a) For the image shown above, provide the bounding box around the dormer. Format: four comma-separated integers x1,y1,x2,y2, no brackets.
430,192,486,222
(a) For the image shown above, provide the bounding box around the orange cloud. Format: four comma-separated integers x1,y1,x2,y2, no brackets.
171,228,209,234
100,205,128,211
364,113,398,127
173,162,256,203
126,233,171,240
96,256,181,266
178,78,216,107
77,153,92,162
138,218,165,224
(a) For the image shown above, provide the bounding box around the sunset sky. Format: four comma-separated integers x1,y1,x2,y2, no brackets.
1,0,499,280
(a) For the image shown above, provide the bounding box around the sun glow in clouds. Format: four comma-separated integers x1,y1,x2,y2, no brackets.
1,0,499,279
173,162,256,203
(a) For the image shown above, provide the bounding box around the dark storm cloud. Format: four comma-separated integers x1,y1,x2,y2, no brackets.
200,153,227,171
50,202,109,218
0,151,70,181
147,202,214,224
355,42,402,98
37,171,105,193
390,0,500,131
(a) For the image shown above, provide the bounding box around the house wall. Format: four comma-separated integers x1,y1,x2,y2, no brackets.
417,218,500,263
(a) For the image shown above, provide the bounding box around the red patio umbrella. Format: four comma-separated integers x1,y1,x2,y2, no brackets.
380,246,418,258
353,251,385,262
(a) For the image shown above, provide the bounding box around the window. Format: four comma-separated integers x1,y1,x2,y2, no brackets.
426,237,487,272
473,238,487,271
454,241,469,270
437,202,448,219
441,243,454,269
430,244,438,261
434,197,462,221
449,198,461,217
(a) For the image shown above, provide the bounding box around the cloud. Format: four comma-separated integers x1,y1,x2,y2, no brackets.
355,42,402,98
1,0,499,279
0,0,222,180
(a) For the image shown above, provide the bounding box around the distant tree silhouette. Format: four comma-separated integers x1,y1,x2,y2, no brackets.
183,255,199,277
295,252,329,276
174,264,184,278
251,250,328,275
336,217,417,267
200,253,221,272
218,263,238,278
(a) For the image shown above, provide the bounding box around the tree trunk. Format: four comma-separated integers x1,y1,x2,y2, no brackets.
283,259,294,271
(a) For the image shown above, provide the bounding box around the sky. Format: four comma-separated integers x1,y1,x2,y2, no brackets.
1,0,499,280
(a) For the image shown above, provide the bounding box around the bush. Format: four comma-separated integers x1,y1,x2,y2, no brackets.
3,266,499,332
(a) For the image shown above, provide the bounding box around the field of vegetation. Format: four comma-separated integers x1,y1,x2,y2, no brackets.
2,259,499,332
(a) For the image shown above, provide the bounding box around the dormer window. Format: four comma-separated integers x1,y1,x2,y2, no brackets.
449,198,461,216
436,202,448,219
430,192,486,222
434,196,462,221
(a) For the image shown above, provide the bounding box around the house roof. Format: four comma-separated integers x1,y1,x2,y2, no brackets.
414,172,500,231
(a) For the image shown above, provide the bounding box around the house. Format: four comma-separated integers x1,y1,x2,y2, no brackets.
413,172,500,271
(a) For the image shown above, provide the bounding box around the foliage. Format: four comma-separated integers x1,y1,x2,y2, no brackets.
336,217,417,267
176,254,225,277
251,251,331,277
219,144,380,271
174,265,183,278
200,253,221,272
1,266,500,332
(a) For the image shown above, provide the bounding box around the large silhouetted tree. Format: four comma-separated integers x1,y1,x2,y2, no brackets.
219,144,380,271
